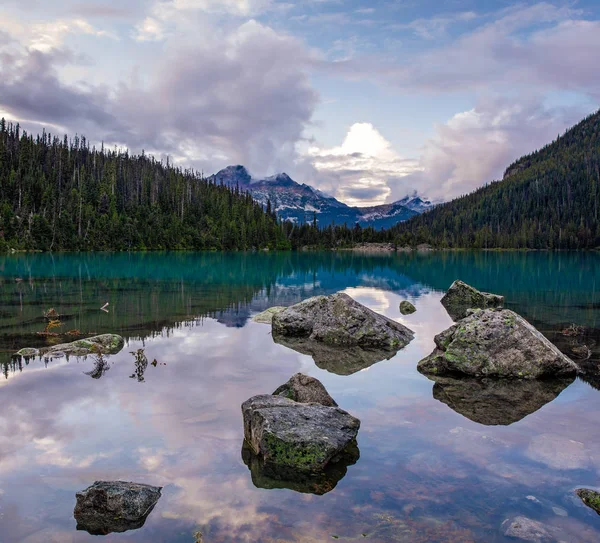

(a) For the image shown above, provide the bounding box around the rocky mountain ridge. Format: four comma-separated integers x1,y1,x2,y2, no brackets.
210,165,432,229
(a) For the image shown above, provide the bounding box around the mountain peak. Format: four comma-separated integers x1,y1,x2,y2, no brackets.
209,164,430,228
212,165,252,186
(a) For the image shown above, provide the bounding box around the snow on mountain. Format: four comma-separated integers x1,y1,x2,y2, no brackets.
209,165,431,229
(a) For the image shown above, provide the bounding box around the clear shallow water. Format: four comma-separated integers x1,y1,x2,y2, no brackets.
0,251,599,542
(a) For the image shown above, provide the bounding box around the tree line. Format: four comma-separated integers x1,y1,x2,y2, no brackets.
3,108,599,252
389,109,600,250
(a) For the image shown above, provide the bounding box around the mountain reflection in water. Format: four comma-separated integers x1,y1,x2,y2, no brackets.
0,251,599,542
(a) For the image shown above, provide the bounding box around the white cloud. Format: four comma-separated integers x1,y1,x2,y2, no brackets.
390,96,588,202
32,18,115,52
306,123,420,206
133,16,165,41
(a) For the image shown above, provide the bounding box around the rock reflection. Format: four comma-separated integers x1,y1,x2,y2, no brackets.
130,349,149,382
421,373,574,425
543,324,600,390
273,335,398,375
241,440,359,495
84,354,111,379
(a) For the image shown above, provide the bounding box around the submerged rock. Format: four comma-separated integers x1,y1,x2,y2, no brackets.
441,280,504,321
575,489,600,514
242,389,360,474
525,434,590,470
74,481,162,535
16,334,125,359
241,440,358,495
253,306,286,324
399,301,417,315
501,515,563,542
423,374,574,425
418,309,577,379
272,292,414,350
273,373,337,407
273,335,398,375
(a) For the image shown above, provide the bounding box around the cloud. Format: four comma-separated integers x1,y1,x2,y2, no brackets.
118,20,318,174
325,3,600,98
0,46,120,131
133,16,165,41
393,11,478,40
306,123,419,206
0,19,317,177
389,96,588,202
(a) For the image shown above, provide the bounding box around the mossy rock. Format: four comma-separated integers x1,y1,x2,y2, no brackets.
399,301,416,315
241,394,360,474
418,309,577,379
576,489,600,514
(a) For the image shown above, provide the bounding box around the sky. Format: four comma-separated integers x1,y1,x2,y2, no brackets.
1,1,599,206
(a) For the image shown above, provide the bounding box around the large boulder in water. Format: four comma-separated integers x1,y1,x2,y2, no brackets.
242,391,360,474
441,280,504,321
418,309,577,379
423,374,574,425
272,293,414,350
74,481,162,535
273,373,337,407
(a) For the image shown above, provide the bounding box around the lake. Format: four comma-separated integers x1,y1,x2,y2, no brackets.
1,251,599,542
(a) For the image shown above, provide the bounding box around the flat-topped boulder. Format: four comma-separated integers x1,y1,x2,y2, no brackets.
16,334,124,358
74,481,162,535
441,280,504,320
418,309,577,379
242,394,360,474
272,293,414,350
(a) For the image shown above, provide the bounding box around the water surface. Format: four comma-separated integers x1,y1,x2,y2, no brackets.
1,251,599,542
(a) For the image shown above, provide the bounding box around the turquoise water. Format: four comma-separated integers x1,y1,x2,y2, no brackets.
0,251,599,542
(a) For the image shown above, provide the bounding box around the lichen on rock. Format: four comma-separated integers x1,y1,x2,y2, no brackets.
272,292,414,350
441,280,504,321
418,309,577,379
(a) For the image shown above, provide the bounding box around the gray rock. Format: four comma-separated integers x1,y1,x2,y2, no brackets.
253,307,286,324
273,373,337,407
272,292,414,350
273,336,398,375
424,375,574,425
74,481,162,535
441,280,504,321
242,394,360,474
399,301,417,315
418,309,578,379
502,516,562,542
575,489,600,514
46,334,124,357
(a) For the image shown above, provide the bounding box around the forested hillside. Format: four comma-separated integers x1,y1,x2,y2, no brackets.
392,110,600,249
0,120,289,251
